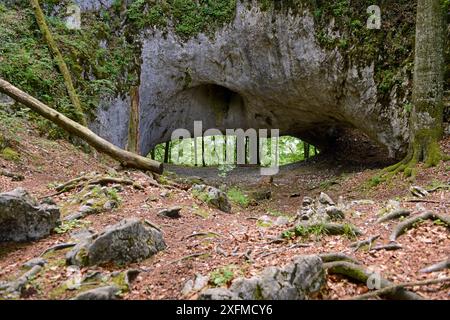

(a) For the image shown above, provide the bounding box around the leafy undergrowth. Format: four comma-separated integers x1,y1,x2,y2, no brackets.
0,115,449,300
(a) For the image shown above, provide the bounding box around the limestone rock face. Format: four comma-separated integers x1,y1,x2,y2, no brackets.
66,218,166,266
199,255,325,300
130,2,409,158
0,188,60,242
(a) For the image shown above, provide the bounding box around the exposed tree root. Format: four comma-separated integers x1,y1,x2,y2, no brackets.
350,235,380,252
184,232,222,240
376,210,411,224
166,252,210,266
373,141,450,183
419,257,450,273
319,253,360,264
352,277,450,300
40,243,77,257
324,261,422,300
370,243,403,252
0,169,24,181
43,174,144,199
87,177,143,190
389,211,450,243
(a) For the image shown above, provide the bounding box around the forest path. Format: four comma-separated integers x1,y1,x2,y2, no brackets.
0,118,449,300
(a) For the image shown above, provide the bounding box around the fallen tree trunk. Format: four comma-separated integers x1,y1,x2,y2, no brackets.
0,78,163,173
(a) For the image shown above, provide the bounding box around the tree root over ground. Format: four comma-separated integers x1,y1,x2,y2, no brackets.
42,173,145,198
389,211,450,243
324,261,423,300
0,169,24,181
352,277,450,300
376,210,411,224
419,257,450,273
318,253,360,264
350,235,380,252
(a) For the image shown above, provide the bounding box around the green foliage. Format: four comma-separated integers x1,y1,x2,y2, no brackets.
0,4,138,138
192,189,213,203
342,223,358,240
125,0,237,39
0,147,20,161
209,265,236,287
54,219,89,234
281,230,295,239
227,187,249,208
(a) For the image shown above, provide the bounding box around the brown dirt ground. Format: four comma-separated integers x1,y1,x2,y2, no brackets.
0,118,449,300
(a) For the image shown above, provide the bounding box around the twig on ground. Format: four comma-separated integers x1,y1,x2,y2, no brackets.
350,235,380,252
352,277,450,300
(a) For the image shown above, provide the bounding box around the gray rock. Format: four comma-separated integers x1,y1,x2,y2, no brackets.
192,185,231,213
302,197,314,207
274,216,290,226
103,200,118,211
182,274,210,296
63,212,84,221
0,188,60,242
66,218,166,266
325,206,345,221
22,257,47,269
73,285,119,300
70,228,94,241
199,255,324,300
319,192,335,206
198,288,237,300
158,206,182,218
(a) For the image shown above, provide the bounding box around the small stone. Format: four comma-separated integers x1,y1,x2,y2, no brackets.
63,212,84,221
158,206,182,218
302,196,314,207
72,286,119,300
103,200,118,211
325,206,345,220
84,199,96,207
274,216,290,226
319,192,335,206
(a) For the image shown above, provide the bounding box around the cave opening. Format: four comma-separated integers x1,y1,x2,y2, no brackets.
147,135,319,168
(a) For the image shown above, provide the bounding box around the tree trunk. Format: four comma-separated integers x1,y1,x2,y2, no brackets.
127,86,140,154
0,78,163,173
150,148,155,160
384,0,447,177
409,0,446,166
257,135,261,165
303,142,310,160
202,136,206,167
30,0,87,126
164,141,170,164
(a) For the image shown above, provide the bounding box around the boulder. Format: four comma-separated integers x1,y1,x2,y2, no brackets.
73,286,119,300
0,188,60,242
66,218,166,266
192,185,231,213
199,255,324,300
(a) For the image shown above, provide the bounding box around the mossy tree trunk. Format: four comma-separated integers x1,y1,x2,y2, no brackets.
385,0,448,177
30,0,87,126
127,86,140,154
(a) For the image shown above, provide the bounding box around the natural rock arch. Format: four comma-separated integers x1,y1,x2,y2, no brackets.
91,1,412,160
